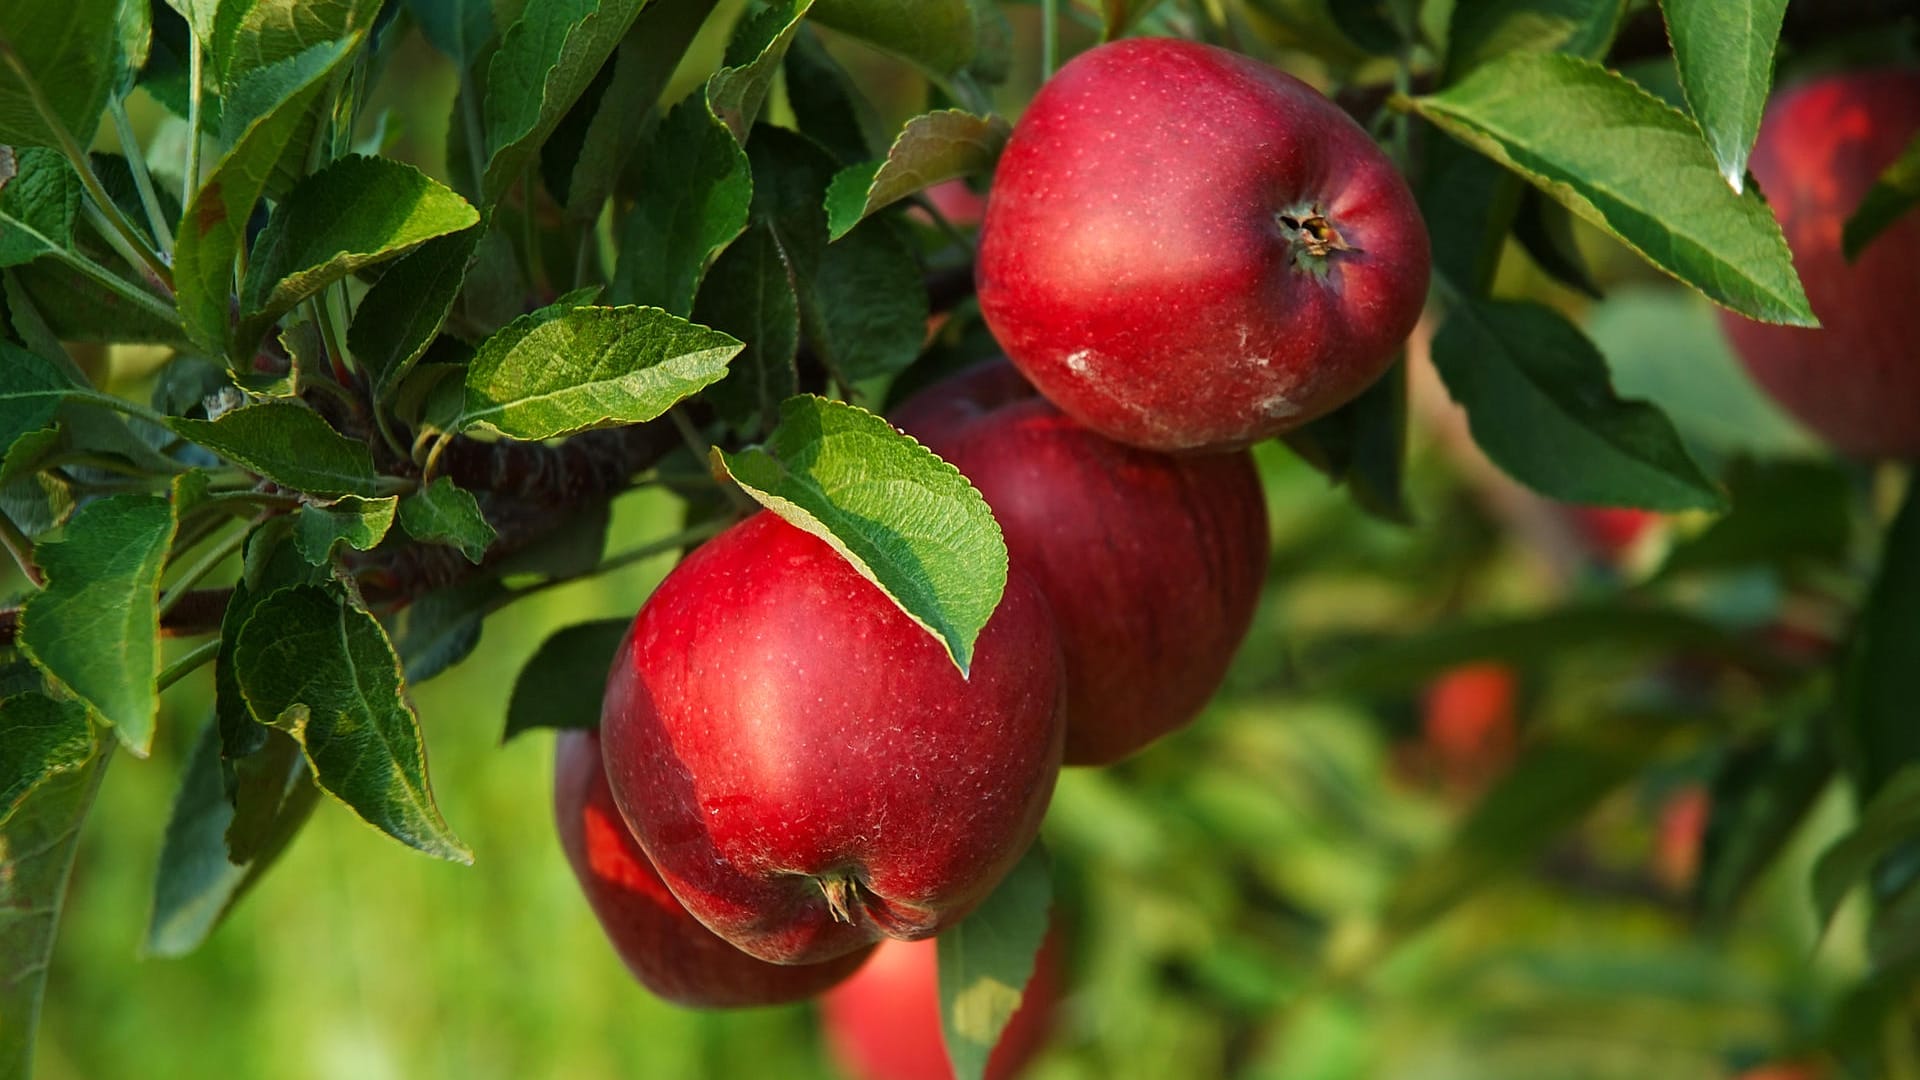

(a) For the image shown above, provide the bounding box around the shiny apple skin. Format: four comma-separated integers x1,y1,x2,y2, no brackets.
553,731,872,1006
976,38,1431,453
895,361,1268,765
601,512,1066,965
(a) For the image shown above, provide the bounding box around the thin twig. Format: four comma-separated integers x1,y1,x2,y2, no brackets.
0,511,43,586
110,100,174,255
159,518,254,618
156,637,220,692
184,36,204,195
489,518,731,612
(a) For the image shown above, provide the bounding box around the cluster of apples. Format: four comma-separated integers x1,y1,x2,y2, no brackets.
549,37,1431,1074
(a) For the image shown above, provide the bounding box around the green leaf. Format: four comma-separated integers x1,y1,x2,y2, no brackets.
174,37,360,359
806,221,928,382
807,0,986,80
502,618,628,741
709,0,812,142
937,842,1052,1080
215,519,326,764
0,729,104,1080
236,155,479,350
692,225,800,435
1511,186,1602,298
1410,53,1815,325
1659,459,1852,577
403,0,494,67
5,256,187,347
1280,358,1410,524
610,97,751,314
168,400,382,497
1417,123,1524,297
1444,0,1626,82
1697,711,1832,925
292,495,398,565
348,228,478,400
1098,0,1167,40
478,0,648,206
396,477,494,564
1842,483,1920,800
1843,132,1920,261
1661,0,1786,192
210,0,380,86
0,147,79,267
232,585,471,863
146,716,317,957
824,109,1008,240
712,395,1007,675
1814,765,1920,927
0,0,124,147
163,0,220,47
1240,0,1397,65
460,304,742,439
394,578,503,684
0,340,71,462
18,494,176,755
784,27,874,164
1430,298,1723,511
0,692,92,824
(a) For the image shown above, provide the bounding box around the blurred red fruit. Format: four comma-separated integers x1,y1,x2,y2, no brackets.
1654,784,1712,893
1421,663,1519,791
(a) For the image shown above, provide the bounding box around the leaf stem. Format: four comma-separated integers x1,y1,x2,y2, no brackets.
670,408,755,514
46,244,179,329
73,387,179,434
0,510,44,586
110,100,175,255
460,73,488,199
156,636,221,692
160,519,254,617
308,292,356,383
184,35,205,194
1041,0,1058,80
490,518,730,612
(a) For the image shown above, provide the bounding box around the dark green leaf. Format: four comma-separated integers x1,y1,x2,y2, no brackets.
396,477,494,564
236,155,479,349
215,519,326,765
0,340,71,462
5,256,187,347
292,495,397,564
1239,0,1397,65
824,109,1008,241
0,0,124,147
712,395,1006,675
692,225,800,435
1814,765,1920,927
210,0,380,86
784,27,874,164
1445,0,1625,82
0,728,103,1080
502,618,628,741
1411,54,1815,325
1843,132,1920,261
403,0,493,67
1661,0,1787,191
805,221,927,383
1841,483,1920,799
1280,358,1410,524
807,0,991,80
610,97,750,314
0,147,80,267
395,578,504,683
1417,123,1523,297
1660,459,1852,577
18,494,176,755
233,585,471,862
347,228,477,401
0,692,92,824
168,400,383,497
0,469,73,541
459,304,742,439
709,0,812,142
937,842,1052,1080
1099,0,1167,40
1696,711,1833,924
489,500,608,581
1511,186,1602,298
1430,299,1723,511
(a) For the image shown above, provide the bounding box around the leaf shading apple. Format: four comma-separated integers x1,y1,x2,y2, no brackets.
600,512,1066,965
1718,69,1920,459
821,928,1063,1080
976,38,1431,453
553,731,872,1006
894,361,1268,765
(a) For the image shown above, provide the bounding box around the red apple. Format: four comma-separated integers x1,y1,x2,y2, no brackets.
1653,784,1711,893
553,730,872,1006
1567,506,1658,564
601,512,1066,965
894,361,1269,765
976,38,1430,453
1718,69,1920,459
821,928,1063,1080
1421,663,1519,792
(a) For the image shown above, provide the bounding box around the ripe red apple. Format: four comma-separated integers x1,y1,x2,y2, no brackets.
1567,506,1658,564
976,38,1431,453
601,512,1066,965
553,730,872,1006
1718,69,1920,459
821,927,1063,1080
1421,663,1519,792
894,361,1268,765
1653,783,1711,893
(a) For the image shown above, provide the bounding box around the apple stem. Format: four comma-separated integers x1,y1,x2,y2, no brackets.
820,873,860,924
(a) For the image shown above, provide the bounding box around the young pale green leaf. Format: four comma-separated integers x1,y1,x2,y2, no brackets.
1843,132,1920,261
395,578,504,684
402,0,494,67
693,225,800,435
0,0,124,147
1661,0,1787,192
18,494,176,756
502,618,629,742
1430,299,1724,511
478,0,647,206
1444,0,1626,82
0,148,79,267
0,731,104,1080
1814,766,1920,928
1842,484,1920,800
292,495,398,565
1279,358,1410,525
0,692,92,824
237,155,479,349
824,109,1008,240
708,0,812,141
807,0,984,80
348,228,478,400
174,37,360,360
937,843,1052,1080
0,341,72,463
460,305,742,440
712,395,1007,675
610,97,750,314
168,400,382,497
146,717,317,957
210,0,380,86
1411,53,1815,326
233,585,472,863
396,477,495,564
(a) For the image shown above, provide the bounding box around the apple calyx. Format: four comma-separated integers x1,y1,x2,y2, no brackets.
1277,205,1355,273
